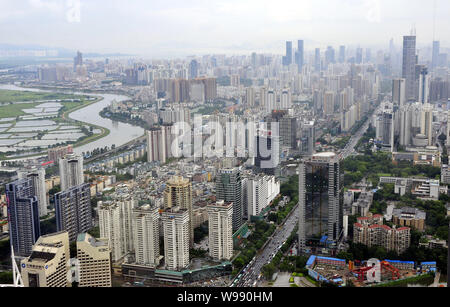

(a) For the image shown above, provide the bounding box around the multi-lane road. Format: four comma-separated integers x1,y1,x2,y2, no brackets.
231,204,300,287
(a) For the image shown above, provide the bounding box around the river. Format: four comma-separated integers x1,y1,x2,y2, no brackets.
0,84,145,155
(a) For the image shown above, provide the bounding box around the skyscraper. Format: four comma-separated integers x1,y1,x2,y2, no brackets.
207,201,234,261
17,167,47,217
5,178,41,257
296,40,304,72
339,46,346,63
314,48,321,72
392,78,406,107
402,35,417,101
59,154,84,191
161,207,190,271
132,205,160,267
73,51,83,72
55,183,92,242
164,176,193,245
298,152,343,254
356,48,363,64
216,168,243,232
432,41,440,70
21,231,71,287
283,41,293,66
76,233,112,287
189,59,199,79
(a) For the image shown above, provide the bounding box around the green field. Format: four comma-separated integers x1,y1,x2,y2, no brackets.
0,89,86,103
0,102,39,118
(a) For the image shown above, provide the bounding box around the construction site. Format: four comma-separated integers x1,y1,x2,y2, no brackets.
306,256,436,287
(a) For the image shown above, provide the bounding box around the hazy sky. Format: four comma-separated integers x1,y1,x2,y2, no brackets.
0,0,448,57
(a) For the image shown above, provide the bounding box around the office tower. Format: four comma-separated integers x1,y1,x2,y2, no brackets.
164,176,193,245
283,41,293,66
314,48,321,72
418,67,430,104
216,168,243,232
296,40,304,72
356,48,363,64
365,48,372,63
301,121,316,156
323,91,335,115
48,145,73,162
325,46,335,67
255,133,280,177
207,201,234,261
17,167,47,217
230,74,240,87
246,87,255,107
375,112,394,147
298,152,343,254
98,199,135,262
59,154,84,191
132,205,160,267
5,179,40,257
251,52,257,68
73,51,83,72
76,233,112,287
161,207,190,271
392,78,406,107
189,59,199,79
339,46,346,63
279,116,297,149
21,231,71,287
55,183,92,242
402,35,417,101
432,41,440,70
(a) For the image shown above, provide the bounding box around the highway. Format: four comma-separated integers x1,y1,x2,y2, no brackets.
231,204,300,287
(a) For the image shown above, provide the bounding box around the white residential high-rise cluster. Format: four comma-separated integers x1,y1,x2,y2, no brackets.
207,201,234,261
161,207,190,271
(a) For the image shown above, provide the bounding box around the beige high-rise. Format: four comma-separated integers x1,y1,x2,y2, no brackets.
76,233,112,287
207,201,234,261
21,231,71,287
164,176,193,245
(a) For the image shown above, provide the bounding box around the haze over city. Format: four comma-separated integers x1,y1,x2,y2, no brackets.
0,0,449,57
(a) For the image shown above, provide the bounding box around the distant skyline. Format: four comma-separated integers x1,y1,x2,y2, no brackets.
0,0,449,58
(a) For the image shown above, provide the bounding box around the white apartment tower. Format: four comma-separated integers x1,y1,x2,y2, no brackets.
132,205,160,267
207,201,234,261
161,207,190,271
59,154,84,191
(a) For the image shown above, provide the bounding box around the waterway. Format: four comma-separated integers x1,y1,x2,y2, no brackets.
0,84,145,155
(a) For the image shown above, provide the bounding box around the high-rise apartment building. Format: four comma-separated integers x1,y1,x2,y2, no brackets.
298,152,343,253
21,231,71,287
164,176,193,245
132,205,160,267
207,201,234,261
147,126,174,164
161,207,190,271
55,183,92,242
76,233,112,287
216,168,243,232
314,48,321,72
98,199,135,262
59,154,84,191
17,167,47,217
5,178,41,257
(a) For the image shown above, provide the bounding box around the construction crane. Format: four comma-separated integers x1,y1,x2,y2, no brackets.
380,261,400,281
